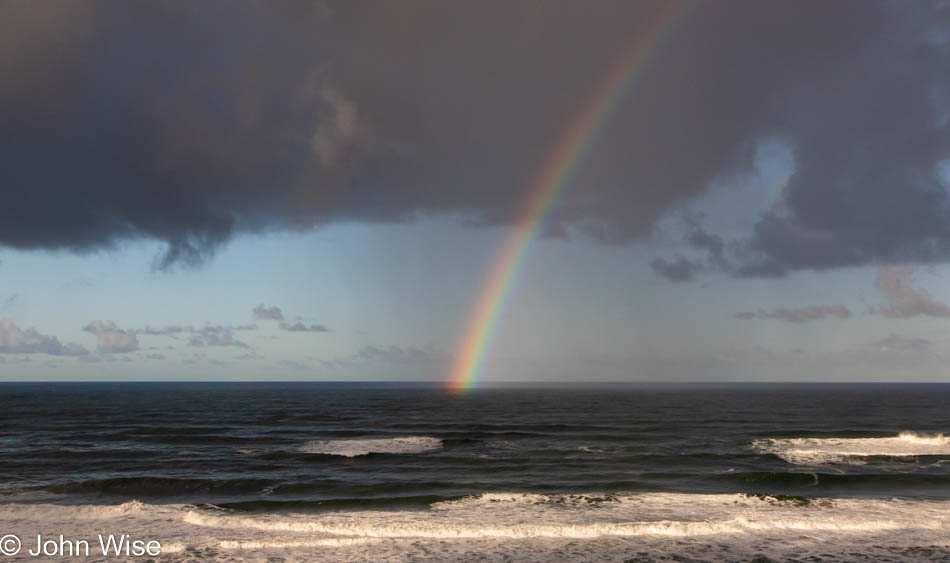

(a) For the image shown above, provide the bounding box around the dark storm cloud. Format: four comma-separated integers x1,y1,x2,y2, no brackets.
649,257,700,283
733,305,852,323
1,1,949,273
652,225,734,281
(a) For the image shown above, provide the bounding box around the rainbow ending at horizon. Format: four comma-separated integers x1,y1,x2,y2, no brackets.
446,2,692,394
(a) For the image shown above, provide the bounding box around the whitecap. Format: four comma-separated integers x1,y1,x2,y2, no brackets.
298,436,442,457
181,492,950,539
3,494,950,561
752,432,950,465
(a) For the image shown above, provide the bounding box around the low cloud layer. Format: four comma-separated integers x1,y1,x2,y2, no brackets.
187,326,249,348
82,320,139,353
734,305,852,323
867,334,933,353
649,257,702,283
279,322,328,333
0,318,88,356
353,345,436,364
1,295,18,310
872,265,950,318
0,2,948,276
252,305,284,321
137,325,190,336
137,324,257,337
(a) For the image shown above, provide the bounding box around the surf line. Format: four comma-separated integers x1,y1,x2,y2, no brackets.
447,2,693,393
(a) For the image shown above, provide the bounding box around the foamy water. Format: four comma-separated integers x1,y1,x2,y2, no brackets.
6,384,950,561
752,432,950,465
1,493,949,561
297,436,442,457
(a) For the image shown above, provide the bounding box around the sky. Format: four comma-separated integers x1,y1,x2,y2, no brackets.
2,0,950,382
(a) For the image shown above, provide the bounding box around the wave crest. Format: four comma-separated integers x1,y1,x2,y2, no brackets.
753,432,950,465
4,494,950,561
298,436,442,457
898,431,950,446
181,493,949,539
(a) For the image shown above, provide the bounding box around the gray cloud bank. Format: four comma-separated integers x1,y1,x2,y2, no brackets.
184,326,250,348
867,334,933,353
82,320,139,353
1,2,949,275
0,318,89,356
353,345,437,364
279,322,328,333
734,305,852,323
252,305,284,321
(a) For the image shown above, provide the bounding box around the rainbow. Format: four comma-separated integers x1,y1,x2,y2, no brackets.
447,2,692,393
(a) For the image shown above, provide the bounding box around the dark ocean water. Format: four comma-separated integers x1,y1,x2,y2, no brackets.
2,382,950,561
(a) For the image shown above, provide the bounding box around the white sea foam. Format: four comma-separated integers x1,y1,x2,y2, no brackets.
898,431,950,446
2,493,950,561
218,538,382,549
752,432,950,465
298,436,442,457
0,499,156,520
158,542,187,554
180,492,950,538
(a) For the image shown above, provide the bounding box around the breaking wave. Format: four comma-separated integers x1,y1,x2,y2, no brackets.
297,436,442,457
752,432,950,465
179,492,950,538
3,493,950,561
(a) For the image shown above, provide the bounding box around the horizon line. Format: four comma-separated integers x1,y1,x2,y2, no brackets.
0,380,947,385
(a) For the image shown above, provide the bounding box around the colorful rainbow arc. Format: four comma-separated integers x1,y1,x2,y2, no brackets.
447,2,692,393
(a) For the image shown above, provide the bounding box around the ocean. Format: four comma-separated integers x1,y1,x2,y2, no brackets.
1,382,949,562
